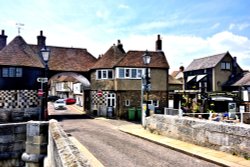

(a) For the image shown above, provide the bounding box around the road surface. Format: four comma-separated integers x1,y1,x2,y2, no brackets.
59,117,221,167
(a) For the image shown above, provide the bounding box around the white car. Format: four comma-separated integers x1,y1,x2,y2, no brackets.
54,99,66,110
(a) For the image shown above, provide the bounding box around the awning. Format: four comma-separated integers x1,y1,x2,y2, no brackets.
186,76,196,83
196,74,207,82
211,96,233,101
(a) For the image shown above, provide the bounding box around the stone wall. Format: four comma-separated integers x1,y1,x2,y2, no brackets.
145,115,250,159
48,120,92,167
0,122,26,167
0,107,40,123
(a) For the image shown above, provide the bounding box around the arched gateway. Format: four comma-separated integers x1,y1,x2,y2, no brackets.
0,30,97,122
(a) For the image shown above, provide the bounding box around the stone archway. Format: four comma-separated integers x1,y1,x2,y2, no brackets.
48,72,91,113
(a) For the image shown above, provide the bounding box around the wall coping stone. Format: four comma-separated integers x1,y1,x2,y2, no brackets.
49,119,92,167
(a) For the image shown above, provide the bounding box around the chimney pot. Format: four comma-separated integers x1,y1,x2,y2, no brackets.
0,29,7,50
117,39,125,53
37,30,46,49
155,34,162,51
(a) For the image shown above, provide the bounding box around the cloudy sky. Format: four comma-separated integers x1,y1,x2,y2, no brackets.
1,0,250,72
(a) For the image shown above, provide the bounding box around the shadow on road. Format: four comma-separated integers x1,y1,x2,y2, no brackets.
48,114,93,122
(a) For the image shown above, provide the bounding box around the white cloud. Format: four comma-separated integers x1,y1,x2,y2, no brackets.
118,31,250,72
118,4,129,9
229,23,250,31
211,23,220,29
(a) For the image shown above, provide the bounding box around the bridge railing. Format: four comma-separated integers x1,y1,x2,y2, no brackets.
164,108,250,124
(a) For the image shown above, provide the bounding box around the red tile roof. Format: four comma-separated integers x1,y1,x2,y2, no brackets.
29,45,97,72
0,36,44,68
117,50,169,69
91,45,126,69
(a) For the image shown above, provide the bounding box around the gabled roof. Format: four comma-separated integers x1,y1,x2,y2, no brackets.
185,52,228,72
0,36,44,68
232,72,250,86
171,71,180,77
29,45,97,72
91,45,125,69
116,51,169,69
169,75,183,85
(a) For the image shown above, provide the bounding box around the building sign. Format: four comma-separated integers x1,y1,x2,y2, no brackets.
37,77,48,83
207,92,238,98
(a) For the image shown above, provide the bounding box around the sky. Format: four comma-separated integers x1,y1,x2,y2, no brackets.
0,0,250,72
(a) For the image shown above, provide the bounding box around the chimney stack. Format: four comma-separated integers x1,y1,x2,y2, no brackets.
179,66,184,72
117,39,125,53
155,34,162,51
37,30,46,49
0,30,7,50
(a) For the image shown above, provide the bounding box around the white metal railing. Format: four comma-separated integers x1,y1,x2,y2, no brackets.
164,107,250,124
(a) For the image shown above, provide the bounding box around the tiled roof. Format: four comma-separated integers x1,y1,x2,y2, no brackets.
0,36,44,68
30,45,97,72
171,71,180,77
117,51,169,69
185,52,228,71
169,75,183,85
232,72,250,86
91,45,125,69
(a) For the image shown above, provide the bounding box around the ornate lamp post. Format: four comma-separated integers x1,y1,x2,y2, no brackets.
40,47,50,120
142,50,151,125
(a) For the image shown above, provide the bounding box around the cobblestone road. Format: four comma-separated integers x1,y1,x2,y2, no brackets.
60,118,221,167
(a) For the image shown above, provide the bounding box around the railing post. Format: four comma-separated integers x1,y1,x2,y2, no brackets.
22,121,48,167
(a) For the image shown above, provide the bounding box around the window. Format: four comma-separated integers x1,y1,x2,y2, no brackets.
1,67,23,77
125,99,130,106
221,62,231,70
2,68,8,77
125,69,130,78
96,70,113,80
148,100,159,107
137,69,142,78
119,68,125,78
116,68,146,79
16,68,22,77
98,71,102,79
131,69,137,78
107,93,116,107
9,67,15,77
108,70,113,79
103,70,107,79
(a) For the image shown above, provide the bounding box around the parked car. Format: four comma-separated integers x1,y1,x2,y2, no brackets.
54,99,66,110
48,95,60,102
65,98,76,105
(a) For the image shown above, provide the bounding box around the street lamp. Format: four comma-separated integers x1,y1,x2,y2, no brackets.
142,50,151,123
40,47,50,120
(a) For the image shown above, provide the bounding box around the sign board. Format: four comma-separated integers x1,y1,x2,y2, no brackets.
37,89,44,97
37,77,48,83
97,90,103,97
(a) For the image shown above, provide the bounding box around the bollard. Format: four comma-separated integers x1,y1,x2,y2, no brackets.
22,121,48,167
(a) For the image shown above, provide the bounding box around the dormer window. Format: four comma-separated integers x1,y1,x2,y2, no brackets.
221,62,231,70
96,69,113,80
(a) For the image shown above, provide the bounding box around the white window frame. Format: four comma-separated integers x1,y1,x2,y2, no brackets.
96,69,113,80
125,99,130,106
107,93,116,107
116,68,146,79
149,100,159,107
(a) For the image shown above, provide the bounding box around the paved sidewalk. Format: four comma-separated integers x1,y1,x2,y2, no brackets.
119,124,250,167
